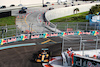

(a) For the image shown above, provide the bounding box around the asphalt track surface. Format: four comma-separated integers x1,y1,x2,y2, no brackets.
0,37,62,67
13,5,66,32
1,35,100,67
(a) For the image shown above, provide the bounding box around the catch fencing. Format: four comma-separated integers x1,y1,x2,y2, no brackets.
0,25,22,38
53,22,100,32
0,22,99,38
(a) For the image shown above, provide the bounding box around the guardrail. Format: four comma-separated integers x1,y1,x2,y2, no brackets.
0,30,99,45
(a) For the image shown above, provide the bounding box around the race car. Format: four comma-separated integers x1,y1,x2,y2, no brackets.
34,48,50,63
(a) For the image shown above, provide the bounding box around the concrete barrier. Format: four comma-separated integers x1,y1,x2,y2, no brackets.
45,3,100,21
0,43,36,50
0,0,57,7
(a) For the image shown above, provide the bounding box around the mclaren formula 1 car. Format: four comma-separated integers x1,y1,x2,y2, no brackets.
33,48,50,63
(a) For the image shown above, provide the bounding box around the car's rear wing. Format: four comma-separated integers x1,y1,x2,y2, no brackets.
41,48,49,50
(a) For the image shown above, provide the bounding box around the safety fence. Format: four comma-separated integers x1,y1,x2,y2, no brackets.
1,20,98,39
0,30,99,46
43,13,99,32
0,25,22,38
53,22,100,32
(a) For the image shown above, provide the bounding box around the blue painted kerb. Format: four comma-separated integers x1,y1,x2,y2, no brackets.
0,43,36,50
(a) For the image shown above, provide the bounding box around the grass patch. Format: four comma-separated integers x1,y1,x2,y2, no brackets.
0,16,16,26
50,11,89,23
0,16,19,38
50,11,91,31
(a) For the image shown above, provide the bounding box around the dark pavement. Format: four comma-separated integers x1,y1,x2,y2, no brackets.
0,35,100,67
0,37,62,67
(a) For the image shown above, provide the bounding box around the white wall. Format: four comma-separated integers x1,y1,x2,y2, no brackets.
45,3,100,21
0,0,57,7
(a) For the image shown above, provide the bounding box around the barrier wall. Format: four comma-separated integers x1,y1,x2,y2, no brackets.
0,34,29,45
0,11,11,18
0,0,57,7
0,43,36,50
45,3,100,21
0,30,98,45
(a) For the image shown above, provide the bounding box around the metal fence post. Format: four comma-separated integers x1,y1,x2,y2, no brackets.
55,24,57,32
98,26,99,30
95,23,96,30
86,23,87,31
96,36,98,53
74,26,75,31
67,24,68,32
80,35,82,51
83,43,85,56
77,23,78,31
16,25,18,36
2,27,4,38
62,36,64,53
5,24,7,38
65,26,66,31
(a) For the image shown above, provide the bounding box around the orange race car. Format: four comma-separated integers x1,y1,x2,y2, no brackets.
33,48,50,63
